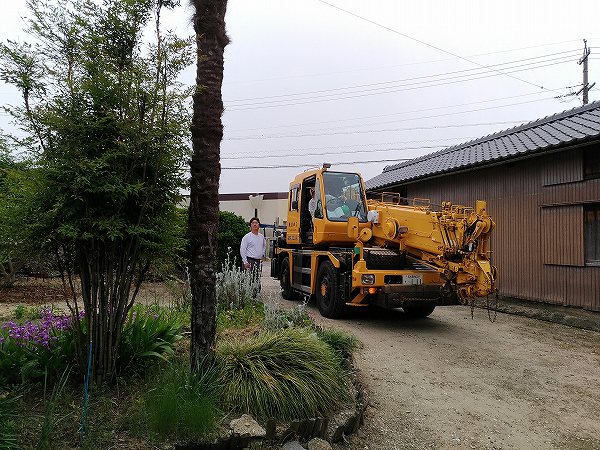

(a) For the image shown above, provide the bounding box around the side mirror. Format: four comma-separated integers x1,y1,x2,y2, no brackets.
347,216,359,240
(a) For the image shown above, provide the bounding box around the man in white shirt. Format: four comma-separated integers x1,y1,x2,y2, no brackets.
240,217,266,294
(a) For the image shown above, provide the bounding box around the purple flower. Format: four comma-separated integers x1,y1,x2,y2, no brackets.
0,308,82,349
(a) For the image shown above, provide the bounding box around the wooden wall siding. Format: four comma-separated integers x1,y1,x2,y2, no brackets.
541,177,600,206
541,149,582,186
400,146,600,311
541,206,584,266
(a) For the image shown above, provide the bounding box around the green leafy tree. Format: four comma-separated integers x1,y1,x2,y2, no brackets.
0,139,40,286
188,0,229,368
217,211,248,269
0,0,192,383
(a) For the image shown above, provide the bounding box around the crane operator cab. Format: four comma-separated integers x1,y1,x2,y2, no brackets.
289,166,369,246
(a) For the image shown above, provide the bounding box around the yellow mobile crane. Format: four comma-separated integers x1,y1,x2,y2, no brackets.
270,165,497,318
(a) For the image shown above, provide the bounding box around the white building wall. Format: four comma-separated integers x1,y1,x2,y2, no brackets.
220,199,286,225
181,193,288,238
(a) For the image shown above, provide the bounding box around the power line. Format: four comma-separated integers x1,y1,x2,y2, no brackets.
225,39,587,85
226,60,574,111
225,90,565,133
225,50,579,103
225,120,526,141
315,0,566,97
222,144,451,160
222,158,413,170
221,137,476,157
225,96,563,141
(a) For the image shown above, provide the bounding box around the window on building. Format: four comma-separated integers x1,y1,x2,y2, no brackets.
584,204,600,266
584,147,600,180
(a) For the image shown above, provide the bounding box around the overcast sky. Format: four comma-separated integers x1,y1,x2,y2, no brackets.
2,0,599,193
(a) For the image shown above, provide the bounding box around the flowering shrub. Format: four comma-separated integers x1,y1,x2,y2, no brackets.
1,309,77,348
0,308,80,386
0,304,184,385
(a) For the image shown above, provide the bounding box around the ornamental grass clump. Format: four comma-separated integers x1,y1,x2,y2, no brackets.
0,394,19,450
138,360,220,441
217,327,351,420
315,327,361,361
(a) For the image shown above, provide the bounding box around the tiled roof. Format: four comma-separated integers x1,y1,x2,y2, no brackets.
366,101,600,191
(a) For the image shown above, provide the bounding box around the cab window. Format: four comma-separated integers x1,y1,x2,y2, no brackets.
289,186,300,211
322,172,368,222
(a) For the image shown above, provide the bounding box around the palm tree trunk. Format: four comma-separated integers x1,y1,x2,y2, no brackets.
189,0,229,368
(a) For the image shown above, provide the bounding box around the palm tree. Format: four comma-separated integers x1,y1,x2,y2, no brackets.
189,0,229,367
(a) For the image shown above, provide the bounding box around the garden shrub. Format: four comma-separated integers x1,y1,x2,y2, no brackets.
262,302,313,331
216,327,351,420
217,211,248,270
216,252,260,311
117,304,183,374
163,209,248,278
12,305,39,321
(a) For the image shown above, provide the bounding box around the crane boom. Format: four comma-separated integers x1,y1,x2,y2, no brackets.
366,196,496,300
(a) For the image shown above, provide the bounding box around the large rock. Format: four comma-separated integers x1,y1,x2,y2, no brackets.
229,414,266,437
282,441,306,450
307,437,332,450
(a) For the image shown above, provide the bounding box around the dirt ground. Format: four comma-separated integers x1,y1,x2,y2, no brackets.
260,272,600,450
0,277,175,318
3,272,600,450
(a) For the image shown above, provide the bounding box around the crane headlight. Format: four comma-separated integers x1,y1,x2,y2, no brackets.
361,274,375,285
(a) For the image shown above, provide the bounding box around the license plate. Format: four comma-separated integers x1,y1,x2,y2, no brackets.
402,274,422,285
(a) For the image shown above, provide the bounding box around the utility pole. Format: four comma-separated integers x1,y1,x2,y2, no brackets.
577,39,595,104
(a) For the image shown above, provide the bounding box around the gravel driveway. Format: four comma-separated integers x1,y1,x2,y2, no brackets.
261,265,600,450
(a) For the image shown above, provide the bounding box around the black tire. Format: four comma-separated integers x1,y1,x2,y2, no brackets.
280,257,295,300
402,304,436,318
316,260,345,319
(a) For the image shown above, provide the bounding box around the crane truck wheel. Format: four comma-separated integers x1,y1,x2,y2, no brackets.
402,303,436,318
316,260,345,319
279,257,296,300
